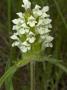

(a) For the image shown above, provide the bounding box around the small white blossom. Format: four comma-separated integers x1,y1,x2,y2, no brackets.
45,36,54,43
16,12,24,18
12,41,20,47
27,31,36,43
42,6,49,13
12,25,20,30
42,42,53,49
45,24,52,29
18,41,31,53
41,35,53,49
19,28,29,34
35,4,41,9
33,5,42,17
18,25,29,35
12,18,24,25
36,27,50,34
28,37,36,43
40,35,53,42
41,6,50,18
43,18,52,25
13,23,29,34
10,34,18,40
41,13,50,18
19,45,28,53
18,28,26,34
27,16,37,27
22,0,31,10
37,18,52,26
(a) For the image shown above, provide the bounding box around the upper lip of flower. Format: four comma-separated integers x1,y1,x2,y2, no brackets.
27,15,37,27
22,0,31,10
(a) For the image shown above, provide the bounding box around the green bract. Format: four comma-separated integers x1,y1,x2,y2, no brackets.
10,0,53,53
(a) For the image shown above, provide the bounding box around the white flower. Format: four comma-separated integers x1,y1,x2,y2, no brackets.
12,25,20,30
10,34,18,40
35,4,41,9
43,18,52,25
18,28,26,34
27,31,36,43
42,6,49,13
22,0,31,10
41,13,50,18
12,23,29,31
12,41,20,47
12,18,24,25
41,6,50,18
36,26,50,34
27,16,37,27
18,28,29,34
33,4,42,17
41,35,53,42
37,18,52,26
16,12,24,18
42,42,53,49
41,35,53,49
17,24,29,35
45,36,54,43
21,23,29,30
12,23,30,35
22,41,31,50
18,41,31,53
27,36,36,43
45,24,52,29
19,45,28,53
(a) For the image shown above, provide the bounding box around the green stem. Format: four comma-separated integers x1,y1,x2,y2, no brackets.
30,61,35,90
5,0,14,90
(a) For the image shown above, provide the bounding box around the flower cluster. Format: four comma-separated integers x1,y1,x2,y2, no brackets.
10,0,53,53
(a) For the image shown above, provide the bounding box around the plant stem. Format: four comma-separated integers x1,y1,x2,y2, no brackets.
30,61,35,90
5,0,14,90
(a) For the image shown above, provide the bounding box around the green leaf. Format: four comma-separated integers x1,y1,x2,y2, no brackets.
34,56,67,73
53,0,67,29
0,56,67,88
0,59,31,88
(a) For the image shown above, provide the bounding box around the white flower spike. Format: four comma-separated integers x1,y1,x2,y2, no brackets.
11,0,53,53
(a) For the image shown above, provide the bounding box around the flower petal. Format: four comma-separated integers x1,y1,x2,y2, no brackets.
27,16,37,27
22,0,31,10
